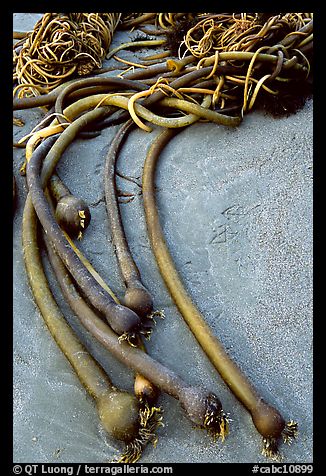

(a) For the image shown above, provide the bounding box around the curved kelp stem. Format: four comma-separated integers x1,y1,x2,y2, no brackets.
26,109,143,339
102,118,165,432
104,118,156,321
141,127,298,459
54,76,149,128
13,64,168,111
48,92,234,134
106,39,166,61
21,139,144,461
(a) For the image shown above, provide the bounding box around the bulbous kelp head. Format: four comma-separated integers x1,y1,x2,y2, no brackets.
123,282,154,319
96,390,140,443
110,304,142,339
251,400,285,439
112,301,158,345
251,399,298,459
55,195,91,238
179,386,229,441
98,389,164,464
134,373,160,405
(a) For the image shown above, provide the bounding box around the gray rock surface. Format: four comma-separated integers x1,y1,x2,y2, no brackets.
13,13,313,464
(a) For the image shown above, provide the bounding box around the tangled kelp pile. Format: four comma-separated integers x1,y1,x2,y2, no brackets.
13,12,313,115
13,12,312,463
13,13,121,97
